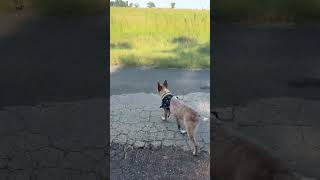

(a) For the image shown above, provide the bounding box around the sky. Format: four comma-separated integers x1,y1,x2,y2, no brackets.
126,0,210,10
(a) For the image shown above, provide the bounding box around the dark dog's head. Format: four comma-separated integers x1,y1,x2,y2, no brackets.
157,80,170,98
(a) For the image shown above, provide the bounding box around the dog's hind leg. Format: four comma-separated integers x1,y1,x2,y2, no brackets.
175,117,187,134
186,124,198,156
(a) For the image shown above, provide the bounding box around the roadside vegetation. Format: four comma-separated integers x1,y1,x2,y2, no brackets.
110,7,210,69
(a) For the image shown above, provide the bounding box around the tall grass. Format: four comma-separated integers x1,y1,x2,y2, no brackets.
110,7,210,69
214,0,320,23
111,8,209,41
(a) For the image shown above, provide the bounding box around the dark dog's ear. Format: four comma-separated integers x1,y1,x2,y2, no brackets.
163,80,168,88
157,82,162,92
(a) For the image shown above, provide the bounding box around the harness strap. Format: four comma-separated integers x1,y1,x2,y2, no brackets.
160,94,173,111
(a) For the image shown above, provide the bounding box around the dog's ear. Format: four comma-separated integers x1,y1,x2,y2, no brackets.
157,82,162,92
163,80,168,88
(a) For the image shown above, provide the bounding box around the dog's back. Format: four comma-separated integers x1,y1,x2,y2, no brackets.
170,97,200,124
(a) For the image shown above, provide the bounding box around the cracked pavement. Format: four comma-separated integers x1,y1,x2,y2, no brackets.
0,99,108,180
110,92,210,151
212,24,320,179
110,144,210,180
0,14,108,179
110,92,210,179
214,97,320,179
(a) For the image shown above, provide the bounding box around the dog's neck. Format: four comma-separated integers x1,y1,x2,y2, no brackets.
161,91,172,100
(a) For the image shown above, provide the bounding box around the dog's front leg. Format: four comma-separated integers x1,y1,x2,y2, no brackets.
161,109,169,121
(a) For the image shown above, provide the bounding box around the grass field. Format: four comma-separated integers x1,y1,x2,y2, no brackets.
110,7,210,69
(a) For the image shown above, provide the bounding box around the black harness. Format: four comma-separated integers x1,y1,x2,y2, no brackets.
160,93,173,111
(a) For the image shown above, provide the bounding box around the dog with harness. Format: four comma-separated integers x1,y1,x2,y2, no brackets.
157,80,207,155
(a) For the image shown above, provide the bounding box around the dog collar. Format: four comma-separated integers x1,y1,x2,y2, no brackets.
161,91,172,100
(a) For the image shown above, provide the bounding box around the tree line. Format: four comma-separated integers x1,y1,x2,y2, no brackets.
110,0,176,8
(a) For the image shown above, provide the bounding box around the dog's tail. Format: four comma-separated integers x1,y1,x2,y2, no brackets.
198,114,209,121
197,114,209,121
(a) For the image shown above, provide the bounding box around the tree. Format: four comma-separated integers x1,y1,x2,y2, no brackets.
134,3,139,8
147,1,155,8
110,0,129,7
170,2,176,9
129,3,133,7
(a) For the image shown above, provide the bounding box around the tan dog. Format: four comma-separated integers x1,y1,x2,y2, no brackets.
157,80,202,155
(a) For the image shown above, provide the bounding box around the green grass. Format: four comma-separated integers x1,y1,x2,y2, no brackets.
110,7,210,69
214,0,320,23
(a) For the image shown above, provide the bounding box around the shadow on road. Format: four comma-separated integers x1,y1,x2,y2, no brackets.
212,23,320,179
213,24,320,106
0,14,109,179
0,14,107,107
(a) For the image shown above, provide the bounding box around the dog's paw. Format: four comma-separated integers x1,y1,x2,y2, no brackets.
180,130,187,134
192,147,198,156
